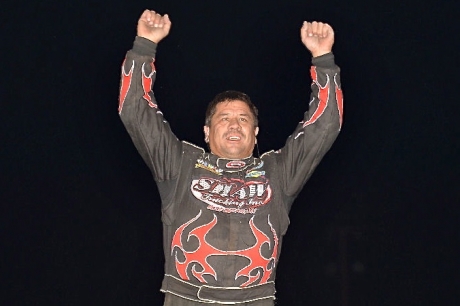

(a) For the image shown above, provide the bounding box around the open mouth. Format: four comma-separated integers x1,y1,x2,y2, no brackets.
227,136,241,141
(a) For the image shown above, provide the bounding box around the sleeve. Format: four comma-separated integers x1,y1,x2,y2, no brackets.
278,52,343,197
118,36,182,182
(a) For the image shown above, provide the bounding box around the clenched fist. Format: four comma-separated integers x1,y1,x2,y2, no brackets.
137,10,172,43
301,21,334,58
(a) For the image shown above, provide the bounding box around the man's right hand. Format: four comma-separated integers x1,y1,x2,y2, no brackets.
137,10,171,44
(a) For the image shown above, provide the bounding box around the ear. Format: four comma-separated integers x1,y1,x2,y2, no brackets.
254,127,259,144
203,126,210,142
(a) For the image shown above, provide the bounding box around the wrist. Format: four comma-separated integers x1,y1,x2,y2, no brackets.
133,36,158,56
311,52,335,68
311,50,331,58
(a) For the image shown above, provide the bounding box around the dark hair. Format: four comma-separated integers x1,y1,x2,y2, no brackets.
205,90,259,127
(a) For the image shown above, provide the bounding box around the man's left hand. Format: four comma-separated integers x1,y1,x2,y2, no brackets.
301,21,334,57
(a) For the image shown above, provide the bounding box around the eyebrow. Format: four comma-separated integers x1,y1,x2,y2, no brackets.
216,113,251,117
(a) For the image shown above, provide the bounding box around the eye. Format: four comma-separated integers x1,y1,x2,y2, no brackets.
240,117,248,122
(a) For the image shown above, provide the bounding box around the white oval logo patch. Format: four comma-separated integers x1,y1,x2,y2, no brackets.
226,161,246,169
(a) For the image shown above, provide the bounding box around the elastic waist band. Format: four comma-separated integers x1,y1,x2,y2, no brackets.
161,274,276,304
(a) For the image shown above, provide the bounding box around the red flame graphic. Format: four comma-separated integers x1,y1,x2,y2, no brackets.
118,59,133,113
171,211,278,287
335,75,344,128
141,61,157,108
303,66,329,127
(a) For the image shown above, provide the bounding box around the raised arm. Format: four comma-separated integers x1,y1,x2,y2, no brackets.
118,11,181,182
276,21,343,198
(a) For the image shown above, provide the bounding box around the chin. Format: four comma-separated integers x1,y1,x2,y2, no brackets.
228,152,251,159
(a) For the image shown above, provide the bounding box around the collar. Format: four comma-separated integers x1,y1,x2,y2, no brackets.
207,154,256,173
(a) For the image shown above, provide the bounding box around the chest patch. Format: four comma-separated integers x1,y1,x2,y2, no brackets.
225,160,246,169
191,177,272,214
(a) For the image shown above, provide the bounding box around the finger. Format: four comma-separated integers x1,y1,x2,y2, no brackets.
320,23,328,38
140,10,148,20
305,22,312,36
315,22,328,37
140,10,149,23
315,22,322,37
163,14,171,25
300,21,306,39
147,10,156,22
301,21,307,35
153,13,162,27
301,21,308,31
319,22,328,38
326,24,334,38
311,21,318,36
304,22,313,37
141,10,156,27
160,14,172,28
159,15,168,28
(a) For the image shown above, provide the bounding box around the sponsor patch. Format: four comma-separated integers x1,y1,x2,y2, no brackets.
226,160,246,169
245,161,265,178
246,170,265,178
191,177,272,214
195,158,223,175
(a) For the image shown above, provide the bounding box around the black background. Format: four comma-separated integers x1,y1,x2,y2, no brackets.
2,0,459,305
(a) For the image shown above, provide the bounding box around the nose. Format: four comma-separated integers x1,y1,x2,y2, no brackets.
228,118,241,130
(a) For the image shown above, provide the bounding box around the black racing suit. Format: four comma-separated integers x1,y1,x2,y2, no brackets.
119,37,343,305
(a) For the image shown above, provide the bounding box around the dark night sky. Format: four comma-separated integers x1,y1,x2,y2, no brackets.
2,0,460,305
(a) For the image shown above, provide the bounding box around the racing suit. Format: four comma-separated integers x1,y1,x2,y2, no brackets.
119,37,343,305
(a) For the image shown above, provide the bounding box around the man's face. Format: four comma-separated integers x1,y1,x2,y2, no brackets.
204,100,259,159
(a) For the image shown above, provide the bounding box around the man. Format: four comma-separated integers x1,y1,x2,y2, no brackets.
119,9,343,306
